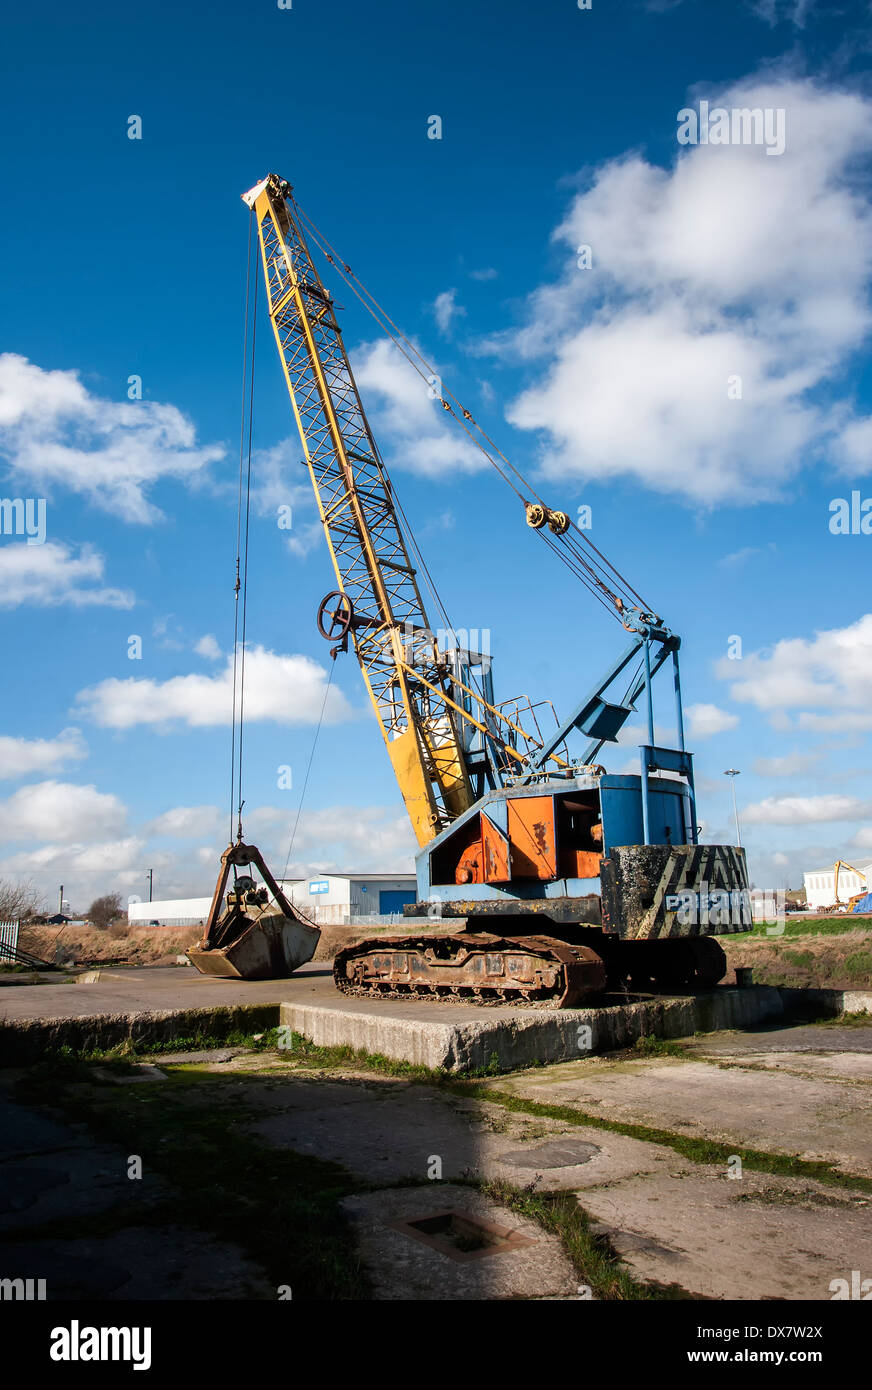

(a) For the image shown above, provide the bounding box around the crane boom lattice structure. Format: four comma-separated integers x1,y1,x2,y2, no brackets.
245,174,473,844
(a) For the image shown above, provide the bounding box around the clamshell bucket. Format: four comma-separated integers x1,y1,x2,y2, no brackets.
187,841,320,980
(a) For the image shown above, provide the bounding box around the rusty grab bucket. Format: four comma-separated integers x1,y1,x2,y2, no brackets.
187,841,320,980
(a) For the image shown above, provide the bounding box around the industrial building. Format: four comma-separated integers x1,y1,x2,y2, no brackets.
127,897,211,927
803,862,872,911
125,873,417,927
280,872,417,923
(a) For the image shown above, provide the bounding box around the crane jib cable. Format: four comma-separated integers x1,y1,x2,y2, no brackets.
290,194,656,624
282,662,336,881
229,209,258,845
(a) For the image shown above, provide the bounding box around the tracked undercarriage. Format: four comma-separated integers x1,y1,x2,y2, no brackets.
333,928,727,1006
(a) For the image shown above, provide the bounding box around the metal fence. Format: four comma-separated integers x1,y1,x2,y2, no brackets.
294,911,441,927
126,917,206,928
0,920,20,959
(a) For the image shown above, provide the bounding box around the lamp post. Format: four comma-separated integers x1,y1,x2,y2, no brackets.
724,769,741,847
147,869,153,903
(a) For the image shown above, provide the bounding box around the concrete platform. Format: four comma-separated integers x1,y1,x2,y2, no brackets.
281,984,788,1071
3,959,868,1073
0,963,303,1062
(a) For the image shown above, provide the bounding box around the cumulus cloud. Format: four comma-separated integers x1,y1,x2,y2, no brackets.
145,805,224,839
246,803,416,876
0,729,88,779
484,76,872,505
74,646,354,730
0,355,224,523
742,794,870,825
432,289,466,334
351,339,484,478
0,541,134,608
685,702,739,738
194,634,222,660
717,613,872,726
0,781,127,844
752,749,823,777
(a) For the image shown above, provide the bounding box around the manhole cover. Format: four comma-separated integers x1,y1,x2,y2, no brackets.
390,1209,536,1262
498,1137,601,1168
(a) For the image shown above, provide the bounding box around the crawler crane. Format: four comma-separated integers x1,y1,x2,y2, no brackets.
191,173,752,1004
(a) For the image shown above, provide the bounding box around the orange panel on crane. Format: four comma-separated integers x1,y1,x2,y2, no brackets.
507,796,557,879
481,812,511,883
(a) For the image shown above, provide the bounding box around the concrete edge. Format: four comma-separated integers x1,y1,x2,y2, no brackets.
778,987,872,1017
0,1002,281,1065
281,986,787,1073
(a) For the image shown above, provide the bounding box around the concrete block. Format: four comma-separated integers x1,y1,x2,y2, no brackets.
280,986,786,1073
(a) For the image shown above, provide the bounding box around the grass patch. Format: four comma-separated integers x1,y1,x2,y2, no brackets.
480,1179,689,1300
783,949,816,969
845,951,872,982
460,1083,872,1196
632,1034,689,1059
740,917,872,939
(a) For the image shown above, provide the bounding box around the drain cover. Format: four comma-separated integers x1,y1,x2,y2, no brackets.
390,1209,536,1262
498,1137,601,1168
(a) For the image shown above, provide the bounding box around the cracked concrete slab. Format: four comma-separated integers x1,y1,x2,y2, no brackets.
241,1070,690,1192
577,1168,872,1300
489,1052,872,1176
341,1184,579,1300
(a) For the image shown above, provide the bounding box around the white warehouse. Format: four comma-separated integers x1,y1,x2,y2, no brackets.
802,863,872,911
125,873,418,928
280,872,417,923
127,897,212,926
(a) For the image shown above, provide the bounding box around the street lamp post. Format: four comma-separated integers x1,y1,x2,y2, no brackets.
147,869,153,903
724,769,741,848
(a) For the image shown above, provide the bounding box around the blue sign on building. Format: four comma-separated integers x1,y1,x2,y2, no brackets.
309,880,329,895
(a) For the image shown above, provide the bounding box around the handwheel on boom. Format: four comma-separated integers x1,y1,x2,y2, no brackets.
317,590,354,657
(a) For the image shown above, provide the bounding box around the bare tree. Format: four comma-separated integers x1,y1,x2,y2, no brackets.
87,893,125,929
0,877,45,922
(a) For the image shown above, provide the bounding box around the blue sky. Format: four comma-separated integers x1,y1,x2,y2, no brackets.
2,0,872,909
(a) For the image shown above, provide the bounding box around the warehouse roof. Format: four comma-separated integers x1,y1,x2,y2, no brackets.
281,871,415,882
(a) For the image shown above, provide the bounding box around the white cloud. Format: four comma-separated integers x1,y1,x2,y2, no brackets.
743,794,870,826
752,749,823,777
718,613,872,722
752,0,816,26
0,541,134,608
469,268,498,282
0,836,146,913
719,543,776,566
194,634,222,660
831,415,872,472
351,339,484,478
0,728,88,779
485,77,872,505
0,780,127,844
0,355,224,523
246,803,416,876
685,702,739,738
74,645,354,730
145,805,224,839
432,289,466,334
